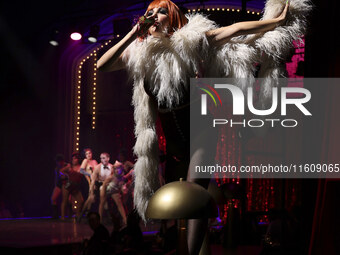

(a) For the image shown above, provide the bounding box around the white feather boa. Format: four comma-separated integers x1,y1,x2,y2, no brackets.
122,0,311,220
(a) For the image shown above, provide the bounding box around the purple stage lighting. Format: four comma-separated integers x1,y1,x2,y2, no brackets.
70,32,82,41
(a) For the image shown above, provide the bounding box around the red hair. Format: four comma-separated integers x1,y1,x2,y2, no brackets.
141,0,187,38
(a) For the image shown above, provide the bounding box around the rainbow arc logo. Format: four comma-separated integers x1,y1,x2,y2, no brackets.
198,83,223,107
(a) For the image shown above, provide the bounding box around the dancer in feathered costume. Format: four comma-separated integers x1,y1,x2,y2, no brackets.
97,0,311,253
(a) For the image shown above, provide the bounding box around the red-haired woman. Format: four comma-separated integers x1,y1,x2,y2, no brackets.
78,148,98,216
79,148,98,185
97,0,311,253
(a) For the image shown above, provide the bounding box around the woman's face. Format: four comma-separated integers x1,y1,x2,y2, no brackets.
146,7,170,36
85,150,92,160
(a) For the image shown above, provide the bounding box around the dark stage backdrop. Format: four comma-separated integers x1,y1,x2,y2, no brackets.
78,58,135,161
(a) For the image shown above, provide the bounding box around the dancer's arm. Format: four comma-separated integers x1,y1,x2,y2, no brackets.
103,174,118,186
89,166,99,193
123,169,134,181
79,159,91,177
126,161,134,169
60,163,71,174
206,2,289,47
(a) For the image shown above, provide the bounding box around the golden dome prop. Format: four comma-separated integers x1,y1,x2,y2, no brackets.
146,179,218,219
146,179,218,255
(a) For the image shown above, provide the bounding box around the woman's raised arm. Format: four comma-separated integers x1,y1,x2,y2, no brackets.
206,1,289,47
97,31,136,72
97,14,156,72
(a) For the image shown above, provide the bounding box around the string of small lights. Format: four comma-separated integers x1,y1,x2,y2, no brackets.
73,39,113,151
91,52,97,130
74,60,83,151
188,8,261,15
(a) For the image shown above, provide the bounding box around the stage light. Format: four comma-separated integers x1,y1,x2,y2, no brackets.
49,40,58,46
88,25,99,43
49,30,59,46
70,32,82,40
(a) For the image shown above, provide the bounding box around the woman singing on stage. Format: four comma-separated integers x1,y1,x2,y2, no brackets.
97,0,311,253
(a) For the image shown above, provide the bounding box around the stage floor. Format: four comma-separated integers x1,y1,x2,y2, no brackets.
0,218,262,255
0,218,95,248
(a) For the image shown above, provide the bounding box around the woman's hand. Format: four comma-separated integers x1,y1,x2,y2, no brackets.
103,178,111,186
97,10,155,72
276,1,289,26
206,1,290,46
131,12,156,37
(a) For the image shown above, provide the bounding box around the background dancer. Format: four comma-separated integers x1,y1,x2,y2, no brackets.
60,152,84,220
78,148,98,218
50,154,68,219
106,160,128,228
80,148,98,187
116,149,135,214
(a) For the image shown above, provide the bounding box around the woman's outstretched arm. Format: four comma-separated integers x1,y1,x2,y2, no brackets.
206,1,289,47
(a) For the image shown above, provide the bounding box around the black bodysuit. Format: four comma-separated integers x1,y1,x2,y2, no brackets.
144,81,191,183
